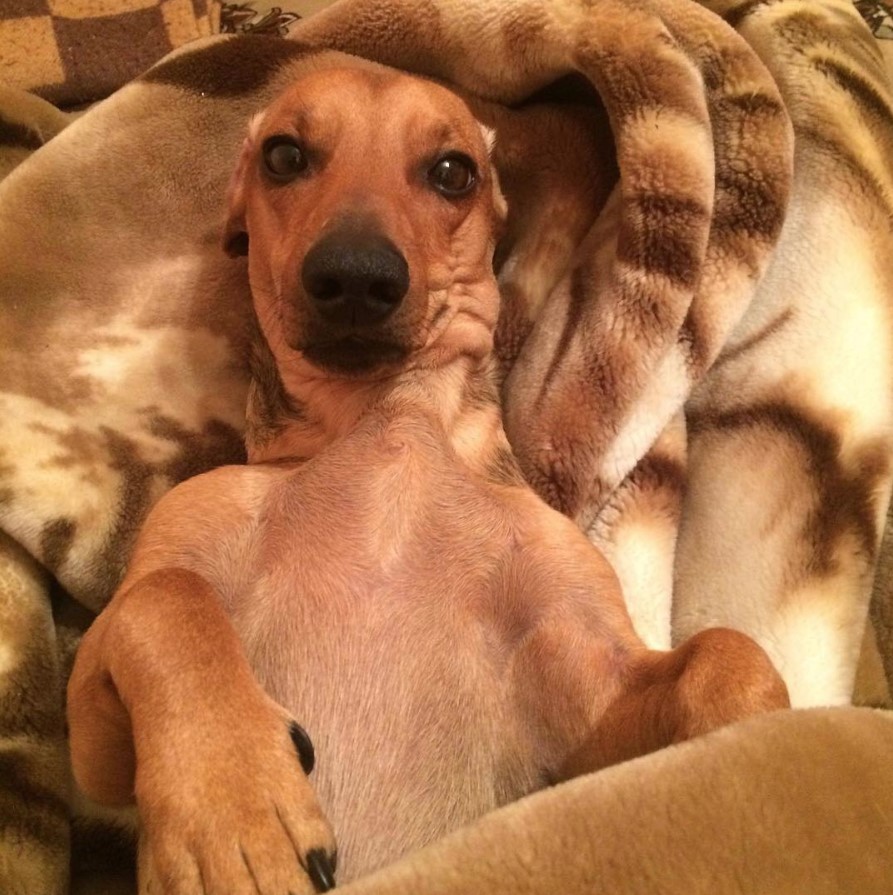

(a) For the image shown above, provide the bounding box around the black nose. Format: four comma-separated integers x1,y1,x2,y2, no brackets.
301,228,409,327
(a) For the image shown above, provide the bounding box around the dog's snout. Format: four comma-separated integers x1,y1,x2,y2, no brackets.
302,230,409,327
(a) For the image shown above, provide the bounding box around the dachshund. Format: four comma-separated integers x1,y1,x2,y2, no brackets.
67,53,789,894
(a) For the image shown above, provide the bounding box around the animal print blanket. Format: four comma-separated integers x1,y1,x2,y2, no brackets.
2,0,893,893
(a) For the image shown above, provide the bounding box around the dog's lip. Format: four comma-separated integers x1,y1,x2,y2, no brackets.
301,336,410,374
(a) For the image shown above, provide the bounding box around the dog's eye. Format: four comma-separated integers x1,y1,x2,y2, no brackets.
428,154,476,198
262,137,308,180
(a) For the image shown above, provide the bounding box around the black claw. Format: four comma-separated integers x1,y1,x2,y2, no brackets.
306,849,336,892
289,721,315,775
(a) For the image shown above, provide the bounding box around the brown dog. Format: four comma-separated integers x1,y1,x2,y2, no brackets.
67,54,789,894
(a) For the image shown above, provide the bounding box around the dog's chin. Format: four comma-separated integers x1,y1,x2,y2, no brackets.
301,337,410,376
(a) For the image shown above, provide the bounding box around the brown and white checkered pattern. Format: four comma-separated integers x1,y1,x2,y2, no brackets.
0,0,220,107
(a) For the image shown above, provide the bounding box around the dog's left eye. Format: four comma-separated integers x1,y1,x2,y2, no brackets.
262,137,308,180
428,154,476,197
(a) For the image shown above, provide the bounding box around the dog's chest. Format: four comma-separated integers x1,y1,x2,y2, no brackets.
228,425,540,880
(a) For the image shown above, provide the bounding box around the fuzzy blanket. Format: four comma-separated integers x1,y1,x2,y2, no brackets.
2,0,893,893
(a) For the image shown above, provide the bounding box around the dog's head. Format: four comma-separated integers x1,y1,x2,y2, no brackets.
224,57,505,378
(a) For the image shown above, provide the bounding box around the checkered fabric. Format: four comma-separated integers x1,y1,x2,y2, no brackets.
0,1,888,111
0,0,221,107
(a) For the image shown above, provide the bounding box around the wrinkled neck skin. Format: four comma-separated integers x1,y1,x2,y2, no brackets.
244,329,507,482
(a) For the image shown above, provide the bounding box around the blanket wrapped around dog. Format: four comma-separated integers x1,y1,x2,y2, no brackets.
2,0,893,893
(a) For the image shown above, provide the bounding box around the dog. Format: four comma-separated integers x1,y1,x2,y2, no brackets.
67,54,789,893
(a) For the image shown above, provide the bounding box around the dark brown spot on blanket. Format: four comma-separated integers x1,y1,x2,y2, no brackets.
723,1,778,29
0,628,67,740
813,58,893,125
712,165,787,243
0,753,68,850
539,265,594,403
142,35,316,96
697,49,728,95
99,428,156,592
714,309,794,367
82,418,244,608
628,452,686,500
50,7,170,106
71,816,137,879
148,414,246,482
0,116,43,151
799,126,893,221
779,9,874,59
689,403,889,574
678,313,708,374
698,50,789,248
721,92,787,119
28,424,109,491
618,192,706,289
618,450,687,524
494,283,534,378
0,457,16,506
0,0,48,14
40,518,76,572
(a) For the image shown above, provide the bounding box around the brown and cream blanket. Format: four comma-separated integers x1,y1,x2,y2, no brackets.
2,1,893,893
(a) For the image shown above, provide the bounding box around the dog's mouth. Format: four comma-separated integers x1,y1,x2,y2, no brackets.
301,337,410,375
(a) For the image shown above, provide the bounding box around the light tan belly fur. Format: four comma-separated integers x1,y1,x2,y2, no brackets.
222,421,542,880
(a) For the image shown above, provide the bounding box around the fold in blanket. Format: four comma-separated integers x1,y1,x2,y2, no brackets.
1,1,893,893
332,707,893,895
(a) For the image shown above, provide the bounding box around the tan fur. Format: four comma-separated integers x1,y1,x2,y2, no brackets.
67,61,788,892
2,2,892,892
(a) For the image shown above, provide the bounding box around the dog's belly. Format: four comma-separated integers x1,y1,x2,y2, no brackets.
225,424,542,880
247,602,535,881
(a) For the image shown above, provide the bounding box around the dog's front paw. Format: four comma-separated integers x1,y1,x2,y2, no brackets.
135,701,336,895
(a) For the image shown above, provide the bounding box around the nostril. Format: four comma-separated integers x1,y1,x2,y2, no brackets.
313,277,342,302
369,278,404,305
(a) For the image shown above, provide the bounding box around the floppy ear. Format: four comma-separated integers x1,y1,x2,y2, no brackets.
222,136,253,258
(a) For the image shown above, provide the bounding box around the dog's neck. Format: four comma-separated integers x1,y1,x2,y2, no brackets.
244,339,518,484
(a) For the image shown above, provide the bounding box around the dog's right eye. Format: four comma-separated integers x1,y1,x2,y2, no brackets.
262,137,308,181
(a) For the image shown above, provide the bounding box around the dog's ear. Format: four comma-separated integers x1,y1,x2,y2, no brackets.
477,123,507,228
222,136,252,258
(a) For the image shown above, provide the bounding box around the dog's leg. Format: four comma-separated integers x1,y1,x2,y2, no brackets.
672,402,893,708
509,529,788,780
68,567,335,895
554,627,790,779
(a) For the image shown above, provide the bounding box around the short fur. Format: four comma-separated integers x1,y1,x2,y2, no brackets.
67,60,788,893
2,2,892,892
